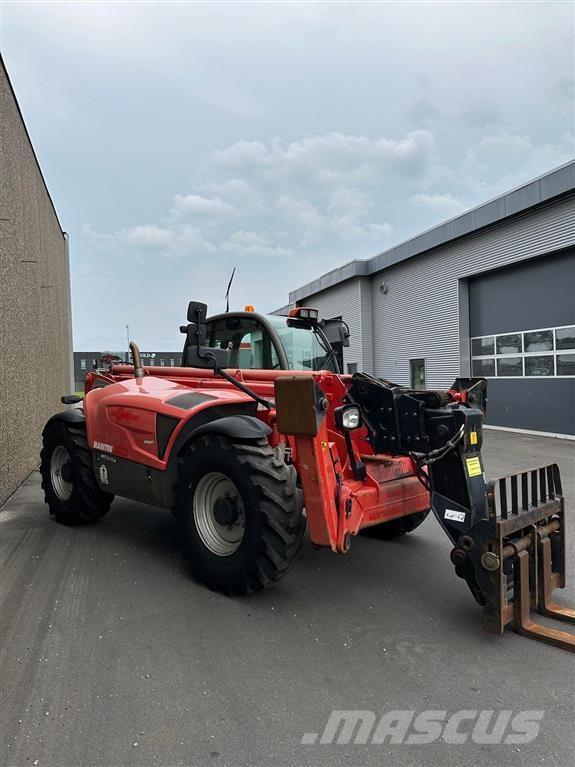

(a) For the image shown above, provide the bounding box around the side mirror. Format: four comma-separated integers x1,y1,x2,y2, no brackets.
338,323,350,348
187,301,208,323
320,317,350,348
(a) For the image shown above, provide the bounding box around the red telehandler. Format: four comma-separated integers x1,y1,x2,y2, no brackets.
41,302,574,650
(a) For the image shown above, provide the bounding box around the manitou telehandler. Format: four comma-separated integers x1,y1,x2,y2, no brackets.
41,302,574,650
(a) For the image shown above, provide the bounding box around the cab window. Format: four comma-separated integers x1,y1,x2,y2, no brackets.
205,317,277,369
266,315,338,372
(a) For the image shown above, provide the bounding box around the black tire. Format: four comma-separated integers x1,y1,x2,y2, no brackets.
40,419,114,525
174,434,305,595
360,510,430,540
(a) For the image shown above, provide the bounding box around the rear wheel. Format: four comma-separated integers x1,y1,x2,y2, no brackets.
174,434,305,595
40,419,114,525
361,510,430,540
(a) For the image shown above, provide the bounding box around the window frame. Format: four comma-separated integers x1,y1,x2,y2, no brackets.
205,313,287,371
470,324,574,378
410,358,426,390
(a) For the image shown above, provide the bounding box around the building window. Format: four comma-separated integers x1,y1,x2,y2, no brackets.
496,356,523,377
524,330,553,353
471,325,575,378
346,363,358,374
472,358,495,377
556,326,575,350
471,337,494,357
496,333,522,355
410,359,426,390
557,353,575,376
80,359,86,370
160,359,165,366
525,355,554,377
170,359,175,366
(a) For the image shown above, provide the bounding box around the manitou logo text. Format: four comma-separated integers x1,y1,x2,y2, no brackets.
93,441,113,453
301,709,544,745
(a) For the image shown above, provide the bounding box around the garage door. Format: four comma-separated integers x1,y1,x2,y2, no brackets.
468,248,575,435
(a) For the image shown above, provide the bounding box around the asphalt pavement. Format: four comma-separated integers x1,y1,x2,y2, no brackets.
1,429,574,767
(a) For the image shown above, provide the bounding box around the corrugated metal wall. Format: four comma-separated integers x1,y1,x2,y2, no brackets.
302,278,366,372
359,279,374,374
293,195,575,389
370,196,575,388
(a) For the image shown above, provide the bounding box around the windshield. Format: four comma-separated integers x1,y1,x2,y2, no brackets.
265,315,338,372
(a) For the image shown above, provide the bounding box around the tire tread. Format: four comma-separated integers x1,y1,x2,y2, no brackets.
40,419,113,525
174,435,305,594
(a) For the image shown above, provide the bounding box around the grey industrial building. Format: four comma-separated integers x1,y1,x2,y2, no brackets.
279,163,575,437
73,351,181,391
0,58,73,505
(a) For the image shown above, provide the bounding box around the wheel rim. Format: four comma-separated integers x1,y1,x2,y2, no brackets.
50,445,73,501
193,472,245,556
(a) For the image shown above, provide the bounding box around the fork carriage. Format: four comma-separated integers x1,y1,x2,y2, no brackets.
462,465,574,651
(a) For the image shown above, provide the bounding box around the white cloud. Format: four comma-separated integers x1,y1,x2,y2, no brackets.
82,122,571,349
85,125,570,280
410,193,466,218
214,131,437,187
204,178,264,213
172,194,236,218
85,221,217,261
123,225,175,249
221,230,292,258
276,187,393,245
277,195,326,235
366,222,395,239
459,133,575,195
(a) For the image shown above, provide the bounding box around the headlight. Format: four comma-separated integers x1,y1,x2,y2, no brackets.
341,406,361,430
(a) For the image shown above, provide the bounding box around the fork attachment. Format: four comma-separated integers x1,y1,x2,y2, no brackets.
454,465,574,652
345,374,573,649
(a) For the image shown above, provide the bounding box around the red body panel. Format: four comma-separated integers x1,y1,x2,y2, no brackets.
85,365,430,551
85,375,255,471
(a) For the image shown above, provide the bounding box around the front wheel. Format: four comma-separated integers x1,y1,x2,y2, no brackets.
174,435,305,595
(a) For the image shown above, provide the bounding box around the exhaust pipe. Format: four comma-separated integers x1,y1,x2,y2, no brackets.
129,341,144,382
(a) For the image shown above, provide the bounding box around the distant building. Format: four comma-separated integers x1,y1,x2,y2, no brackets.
277,163,575,437
73,351,182,391
0,58,73,505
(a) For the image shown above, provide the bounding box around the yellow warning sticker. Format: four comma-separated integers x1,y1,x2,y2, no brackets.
470,431,478,445
466,456,482,477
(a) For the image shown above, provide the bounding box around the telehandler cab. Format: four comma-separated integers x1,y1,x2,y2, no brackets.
41,301,574,650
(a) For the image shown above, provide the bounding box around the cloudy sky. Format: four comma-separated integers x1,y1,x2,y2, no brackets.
2,1,573,350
